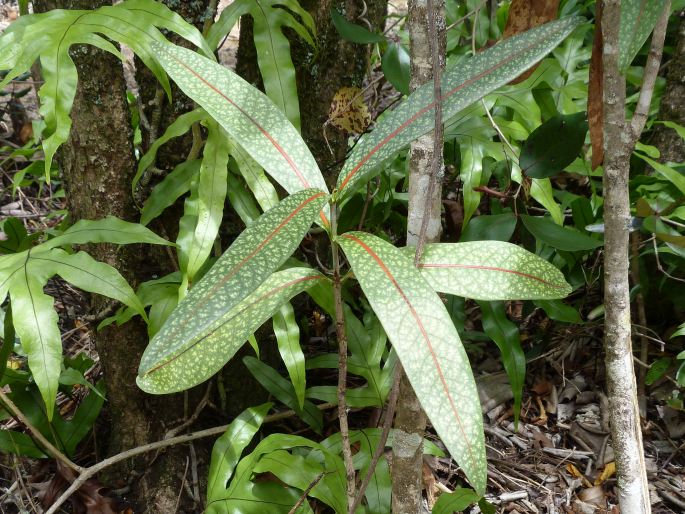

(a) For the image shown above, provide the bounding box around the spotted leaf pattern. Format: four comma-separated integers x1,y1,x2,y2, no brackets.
618,0,668,74
407,242,572,300
137,267,327,394
150,41,330,224
335,17,582,200
338,232,487,493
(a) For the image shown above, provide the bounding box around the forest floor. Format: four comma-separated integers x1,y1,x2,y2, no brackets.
1,1,685,513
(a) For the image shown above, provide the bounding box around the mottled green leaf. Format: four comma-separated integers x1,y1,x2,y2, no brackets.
151,41,329,224
619,0,668,73
338,232,486,493
207,0,315,128
335,17,583,199
409,242,571,300
186,121,230,280
207,403,272,502
42,216,171,250
272,303,306,409
137,267,326,394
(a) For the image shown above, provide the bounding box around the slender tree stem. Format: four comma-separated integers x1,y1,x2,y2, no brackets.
330,204,356,512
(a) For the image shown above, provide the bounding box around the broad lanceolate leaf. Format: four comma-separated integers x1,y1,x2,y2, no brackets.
272,303,306,409
521,215,603,251
151,41,330,224
0,0,211,177
140,160,200,226
335,17,583,200
42,216,171,250
410,242,571,300
207,403,273,503
137,267,327,394
618,0,668,74
338,232,487,493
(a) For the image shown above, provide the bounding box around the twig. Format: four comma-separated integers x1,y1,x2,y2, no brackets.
414,0,444,266
287,473,324,514
0,389,82,474
349,363,402,513
173,457,190,514
329,204,356,511
44,402,336,514
164,382,212,439
629,1,671,143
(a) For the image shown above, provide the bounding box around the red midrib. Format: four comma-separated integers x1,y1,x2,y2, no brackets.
419,263,564,288
144,274,322,376
182,192,325,323
338,30,561,192
342,234,478,469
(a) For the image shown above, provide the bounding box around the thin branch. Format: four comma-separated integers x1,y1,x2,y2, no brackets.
629,1,671,143
330,204,356,512
349,363,402,513
0,389,82,474
287,473,324,514
414,0,444,266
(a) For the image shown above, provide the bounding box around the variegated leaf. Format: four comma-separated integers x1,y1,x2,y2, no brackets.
338,232,487,493
150,41,330,224
618,0,668,73
137,267,327,394
408,242,571,300
335,17,582,200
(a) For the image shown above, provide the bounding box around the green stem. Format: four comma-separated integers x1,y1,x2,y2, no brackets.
0,300,15,383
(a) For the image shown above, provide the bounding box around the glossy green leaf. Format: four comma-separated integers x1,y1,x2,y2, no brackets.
478,301,525,424
521,215,603,251
207,403,272,502
335,17,583,199
338,232,487,493
410,242,571,300
534,299,582,323
0,0,210,177
207,0,316,128
656,121,685,141
331,9,385,44
151,41,330,224
0,430,47,459
244,356,322,433
186,121,230,280
54,381,106,456
619,0,668,73
432,488,481,514
206,481,309,514
520,112,588,179
42,216,171,250
381,42,411,95
635,154,685,196
461,142,485,226
137,267,327,394
273,303,306,409
460,213,517,242
530,177,564,225
140,160,200,226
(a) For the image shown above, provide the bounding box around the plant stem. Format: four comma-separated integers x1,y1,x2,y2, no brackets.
330,203,356,512
350,363,402,513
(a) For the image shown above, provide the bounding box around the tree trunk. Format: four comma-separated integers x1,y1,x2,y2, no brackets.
30,1,208,511
601,1,651,512
236,0,388,186
392,1,445,513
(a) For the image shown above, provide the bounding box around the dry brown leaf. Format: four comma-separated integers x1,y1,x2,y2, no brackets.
328,86,371,134
566,463,593,488
503,0,561,83
588,2,604,170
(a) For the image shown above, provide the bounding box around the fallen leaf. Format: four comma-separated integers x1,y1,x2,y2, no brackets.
594,461,616,485
328,86,371,134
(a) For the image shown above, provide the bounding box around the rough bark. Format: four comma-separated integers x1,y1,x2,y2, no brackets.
601,1,650,512
30,1,208,511
236,0,388,186
651,16,685,163
392,1,445,513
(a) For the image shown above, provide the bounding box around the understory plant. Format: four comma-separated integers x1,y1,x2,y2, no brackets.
131,16,580,509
